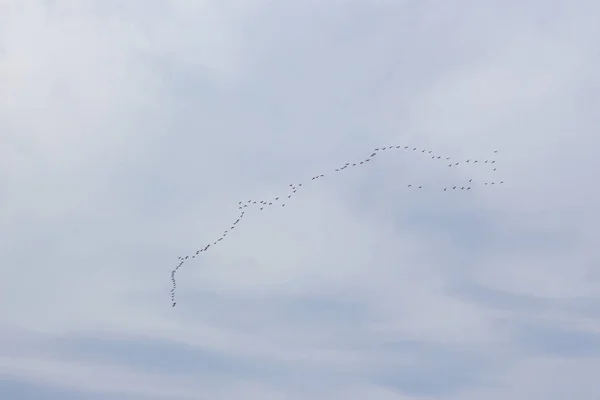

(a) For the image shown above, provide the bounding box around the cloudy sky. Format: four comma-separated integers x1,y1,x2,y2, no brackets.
1,0,599,399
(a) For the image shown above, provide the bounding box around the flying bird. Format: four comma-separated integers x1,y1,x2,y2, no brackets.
169,142,505,307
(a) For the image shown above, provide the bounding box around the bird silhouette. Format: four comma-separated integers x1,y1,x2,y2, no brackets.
169,143,505,307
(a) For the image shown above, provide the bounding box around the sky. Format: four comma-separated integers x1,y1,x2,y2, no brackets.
1,0,599,399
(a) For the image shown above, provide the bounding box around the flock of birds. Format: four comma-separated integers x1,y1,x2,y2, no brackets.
170,144,503,307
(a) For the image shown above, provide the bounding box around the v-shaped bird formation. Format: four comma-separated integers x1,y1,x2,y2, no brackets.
170,144,503,307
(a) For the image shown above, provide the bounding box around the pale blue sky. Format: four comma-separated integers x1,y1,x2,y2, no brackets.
1,1,599,399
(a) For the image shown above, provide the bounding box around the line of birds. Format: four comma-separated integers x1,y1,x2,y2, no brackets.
170,144,503,307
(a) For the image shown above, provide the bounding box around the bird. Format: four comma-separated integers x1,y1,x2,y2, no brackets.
169,142,505,307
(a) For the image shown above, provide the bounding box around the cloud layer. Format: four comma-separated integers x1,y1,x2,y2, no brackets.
1,1,599,399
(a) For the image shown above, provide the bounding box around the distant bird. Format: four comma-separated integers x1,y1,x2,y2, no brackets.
169,142,505,307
